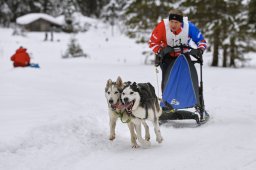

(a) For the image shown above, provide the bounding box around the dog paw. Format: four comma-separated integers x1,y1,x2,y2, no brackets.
132,144,140,148
109,135,115,141
140,140,151,148
145,136,150,141
156,136,163,143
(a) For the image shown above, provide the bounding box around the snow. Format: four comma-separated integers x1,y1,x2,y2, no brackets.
56,12,98,28
16,13,63,26
1,20,256,170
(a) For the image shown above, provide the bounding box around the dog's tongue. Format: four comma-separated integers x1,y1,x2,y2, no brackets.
112,102,128,110
123,102,133,108
111,103,118,109
112,102,133,110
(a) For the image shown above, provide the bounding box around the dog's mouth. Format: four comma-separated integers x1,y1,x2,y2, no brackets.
110,102,119,110
110,99,135,115
123,100,135,115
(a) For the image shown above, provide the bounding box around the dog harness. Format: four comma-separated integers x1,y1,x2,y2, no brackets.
111,101,131,123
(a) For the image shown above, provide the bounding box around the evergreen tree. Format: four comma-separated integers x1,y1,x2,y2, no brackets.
76,0,109,17
101,0,127,35
63,36,87,58
5,0,32,22
225,0,244,67
62,0,80,33
31,0,66,17
0,1,12,27
182,0,227,67
219,0,254,67
39,0,53,14
182,0,255,67
248,0,256,26
124,0,176,42
247,0,256,48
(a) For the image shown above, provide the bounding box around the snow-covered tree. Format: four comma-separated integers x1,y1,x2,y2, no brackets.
182,0,228,67
63,36,87,58
101,0,127,36
182,0,255,68
0,2,12,27
63,0,76,32
123,0,177,43
3,0,32,22
248,0,256,38
76,0,109,17
248,0,256,24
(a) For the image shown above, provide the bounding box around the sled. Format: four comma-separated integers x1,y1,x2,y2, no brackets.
29,63,40,68
159,109,210,127
158,45,210,126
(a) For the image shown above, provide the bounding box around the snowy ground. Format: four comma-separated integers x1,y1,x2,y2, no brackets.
1,23,256,170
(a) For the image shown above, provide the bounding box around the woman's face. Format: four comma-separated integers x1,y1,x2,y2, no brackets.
169,20,182,32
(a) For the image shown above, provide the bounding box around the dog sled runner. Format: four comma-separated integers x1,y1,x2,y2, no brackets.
158,45,209,127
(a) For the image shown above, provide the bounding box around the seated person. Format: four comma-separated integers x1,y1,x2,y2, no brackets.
11,46,30,67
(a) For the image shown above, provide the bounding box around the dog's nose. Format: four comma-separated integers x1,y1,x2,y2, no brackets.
109,99,114,104
123,97,129,103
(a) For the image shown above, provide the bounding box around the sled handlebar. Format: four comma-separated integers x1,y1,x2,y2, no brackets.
163,45,203,64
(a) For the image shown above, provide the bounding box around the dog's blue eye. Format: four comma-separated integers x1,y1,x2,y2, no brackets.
114,91,119,94
130,92,134,95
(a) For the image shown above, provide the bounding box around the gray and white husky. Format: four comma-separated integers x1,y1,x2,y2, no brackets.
105,76,150,148
121,82,163,147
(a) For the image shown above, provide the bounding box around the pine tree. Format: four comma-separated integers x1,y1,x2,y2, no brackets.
182,0,227,67
182,0,255,68
62,0,77,33
0,2,12,27
220,1,255,67
248,0,256,26
76,0,109,17
124,0,176,42
101,0,119,36
5,0,32,22
247,0,256,51
225,0,243,67
63,36,87,58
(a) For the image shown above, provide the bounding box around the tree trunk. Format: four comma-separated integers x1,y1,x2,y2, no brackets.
211,27,220,67
222,45,228,67
229,37,236,67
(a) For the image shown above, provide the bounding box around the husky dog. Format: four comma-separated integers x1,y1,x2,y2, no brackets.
105,76,150,148
121,82,163,147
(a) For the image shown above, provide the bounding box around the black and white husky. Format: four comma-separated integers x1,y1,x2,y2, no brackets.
105,77,150,148
121,82,163,147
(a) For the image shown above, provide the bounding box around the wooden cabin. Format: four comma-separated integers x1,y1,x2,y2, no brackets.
16,13,63,32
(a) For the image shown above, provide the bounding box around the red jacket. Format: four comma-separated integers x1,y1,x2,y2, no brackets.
11,48,30,67
149,19,207,57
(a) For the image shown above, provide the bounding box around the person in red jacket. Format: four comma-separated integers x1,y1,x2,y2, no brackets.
149,9,209,121
11,46,31,67
149,9,207,92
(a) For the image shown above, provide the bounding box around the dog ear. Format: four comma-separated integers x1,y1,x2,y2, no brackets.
106,79,112,87
116,76,123,89
126,81,131,85
131,82,138,91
